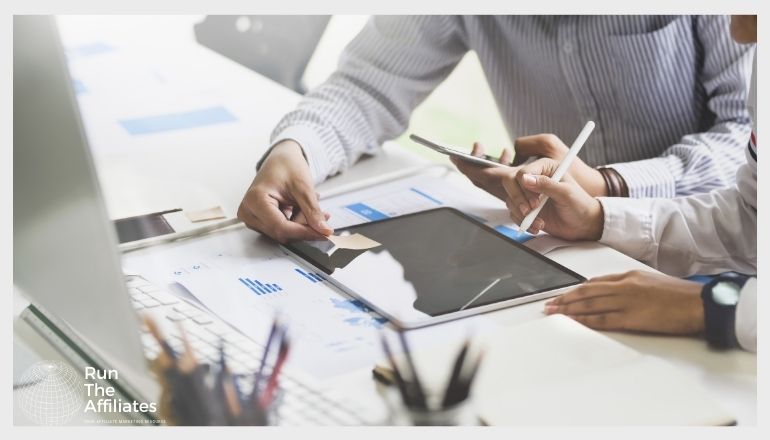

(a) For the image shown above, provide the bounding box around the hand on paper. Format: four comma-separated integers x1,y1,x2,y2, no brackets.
238,140,333,243
544,270,705,335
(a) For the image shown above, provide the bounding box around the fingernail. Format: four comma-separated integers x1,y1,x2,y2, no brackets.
518,203,529,215
523,174,536,185
544,305,558,314
534,219,545,230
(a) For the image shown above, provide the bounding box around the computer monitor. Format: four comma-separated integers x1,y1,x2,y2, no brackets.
13,15,156,401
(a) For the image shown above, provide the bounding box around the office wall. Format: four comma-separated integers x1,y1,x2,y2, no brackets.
58,15,512,161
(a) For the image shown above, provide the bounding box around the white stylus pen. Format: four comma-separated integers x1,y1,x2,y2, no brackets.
518,121,596,233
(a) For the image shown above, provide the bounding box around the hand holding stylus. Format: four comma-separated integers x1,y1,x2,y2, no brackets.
518,121,595,233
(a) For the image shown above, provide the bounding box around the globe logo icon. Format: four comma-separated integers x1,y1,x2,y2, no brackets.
18,361,84,425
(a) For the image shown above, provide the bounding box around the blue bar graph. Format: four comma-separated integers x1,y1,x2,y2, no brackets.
494,225,534,243
344,203,388,221
294,268,326,283
119,106,237,135
238,277,283,295
409,187,443,205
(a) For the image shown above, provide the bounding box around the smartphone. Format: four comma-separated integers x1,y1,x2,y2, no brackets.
409,134,512,168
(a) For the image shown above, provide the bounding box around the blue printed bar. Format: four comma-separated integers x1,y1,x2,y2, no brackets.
239,278,261,295
345,203,388,221
494,225,534,243
310,273,325,282
240,277,283,294
245,278,266,294
409,187,443,205
294,268,318,283
119,106,237,135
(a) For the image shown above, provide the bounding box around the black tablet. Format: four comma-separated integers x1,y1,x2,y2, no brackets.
284,207,584,328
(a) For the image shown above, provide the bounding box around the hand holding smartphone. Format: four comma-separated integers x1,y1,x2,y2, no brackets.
409,134,514,168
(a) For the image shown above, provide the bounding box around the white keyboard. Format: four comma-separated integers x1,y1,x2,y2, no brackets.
125,275,372,426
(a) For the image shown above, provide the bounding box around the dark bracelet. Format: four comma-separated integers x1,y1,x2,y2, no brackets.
597,167,629,197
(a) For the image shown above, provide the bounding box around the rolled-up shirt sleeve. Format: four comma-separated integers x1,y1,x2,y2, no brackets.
267,16,468,184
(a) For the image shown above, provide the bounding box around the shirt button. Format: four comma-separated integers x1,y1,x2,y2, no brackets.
563,42,574,53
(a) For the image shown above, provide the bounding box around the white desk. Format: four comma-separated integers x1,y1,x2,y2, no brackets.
13,16,756,426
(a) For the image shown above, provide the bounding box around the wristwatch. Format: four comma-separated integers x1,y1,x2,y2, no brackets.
701,273,750,349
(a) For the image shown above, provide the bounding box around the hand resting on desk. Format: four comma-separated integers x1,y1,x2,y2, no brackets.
544,271,705,335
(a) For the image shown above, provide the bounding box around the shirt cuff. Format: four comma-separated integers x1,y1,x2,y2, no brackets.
265,125,338,185
609,156,683,199
597,197,655,261
735,278,757,352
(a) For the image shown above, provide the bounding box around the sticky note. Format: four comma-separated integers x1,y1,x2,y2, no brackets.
327,233,381,251
185,206,227,223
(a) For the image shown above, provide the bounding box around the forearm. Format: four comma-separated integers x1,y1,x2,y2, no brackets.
268,16,467,184
608,120,751,198
598,182,756,277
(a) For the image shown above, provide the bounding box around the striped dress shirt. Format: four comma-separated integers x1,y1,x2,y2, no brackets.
270,15,754,198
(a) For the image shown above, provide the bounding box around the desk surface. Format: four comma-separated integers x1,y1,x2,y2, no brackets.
13,16,756,426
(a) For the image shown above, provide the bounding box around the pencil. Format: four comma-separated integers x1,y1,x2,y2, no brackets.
252,319,280,397
456,349,486,403
397,331,427,408
441,340,470,408
143,315,177,362
379,333,412,407
259,338,290,409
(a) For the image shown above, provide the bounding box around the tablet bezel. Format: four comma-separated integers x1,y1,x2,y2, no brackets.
282,207,585,329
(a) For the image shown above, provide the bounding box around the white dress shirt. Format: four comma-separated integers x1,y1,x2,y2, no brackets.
599,55,757,351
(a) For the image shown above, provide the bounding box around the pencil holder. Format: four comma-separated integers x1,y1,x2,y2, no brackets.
404,399,477,426
381,387,479,426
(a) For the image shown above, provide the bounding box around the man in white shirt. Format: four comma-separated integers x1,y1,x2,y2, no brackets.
488,16,756,351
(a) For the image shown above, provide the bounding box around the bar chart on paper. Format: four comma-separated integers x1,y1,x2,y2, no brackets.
294,268,326,283
322,174,535,243
238,277,283,295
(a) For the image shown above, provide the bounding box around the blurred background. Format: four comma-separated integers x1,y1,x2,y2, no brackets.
57,15,512,162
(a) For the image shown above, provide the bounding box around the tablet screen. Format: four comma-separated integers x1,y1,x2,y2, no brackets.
286,208,584,326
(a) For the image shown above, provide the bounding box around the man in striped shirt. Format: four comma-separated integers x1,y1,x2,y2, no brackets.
238,16,753,243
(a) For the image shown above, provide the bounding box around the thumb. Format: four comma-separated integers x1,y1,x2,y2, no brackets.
513,135,541,158
290,181,333,236
519,173,573,202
